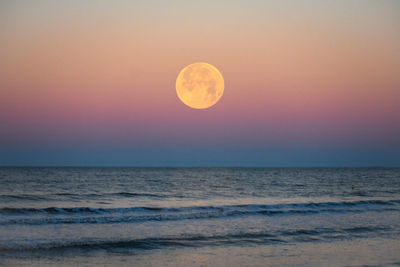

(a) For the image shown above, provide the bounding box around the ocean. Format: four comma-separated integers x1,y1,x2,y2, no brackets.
0,167,399,266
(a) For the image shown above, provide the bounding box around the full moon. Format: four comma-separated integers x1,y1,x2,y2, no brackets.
176,62,224,109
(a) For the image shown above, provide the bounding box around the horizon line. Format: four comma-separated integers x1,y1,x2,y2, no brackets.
0,165,399,168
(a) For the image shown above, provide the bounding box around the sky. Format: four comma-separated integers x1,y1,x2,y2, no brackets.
0,0,399,166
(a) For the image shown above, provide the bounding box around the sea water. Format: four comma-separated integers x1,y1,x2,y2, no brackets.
0,167,399,266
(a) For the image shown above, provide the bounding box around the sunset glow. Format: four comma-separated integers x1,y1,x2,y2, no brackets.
0,1,399,166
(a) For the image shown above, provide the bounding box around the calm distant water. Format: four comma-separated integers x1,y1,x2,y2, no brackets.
0,167,399,266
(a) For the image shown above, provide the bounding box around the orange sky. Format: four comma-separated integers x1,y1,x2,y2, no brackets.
1,1,399,166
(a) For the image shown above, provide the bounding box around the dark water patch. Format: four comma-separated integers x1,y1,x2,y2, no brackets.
0,192,168,202
2,199,399,215
1,199,399,225
0,194,49,201
110,192,164,198
0,225,390,252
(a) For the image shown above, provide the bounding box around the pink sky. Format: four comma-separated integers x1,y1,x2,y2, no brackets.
1,1,399,165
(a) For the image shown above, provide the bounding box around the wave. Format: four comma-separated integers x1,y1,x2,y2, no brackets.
1,199,399,215
0,192,167,201
0,225,390,252
0,194,49,201
1,199,399,226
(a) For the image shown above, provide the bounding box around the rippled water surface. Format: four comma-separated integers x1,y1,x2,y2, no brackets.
0,167,399,266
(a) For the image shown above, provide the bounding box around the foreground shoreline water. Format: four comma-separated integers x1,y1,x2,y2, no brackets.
0,167,399,266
